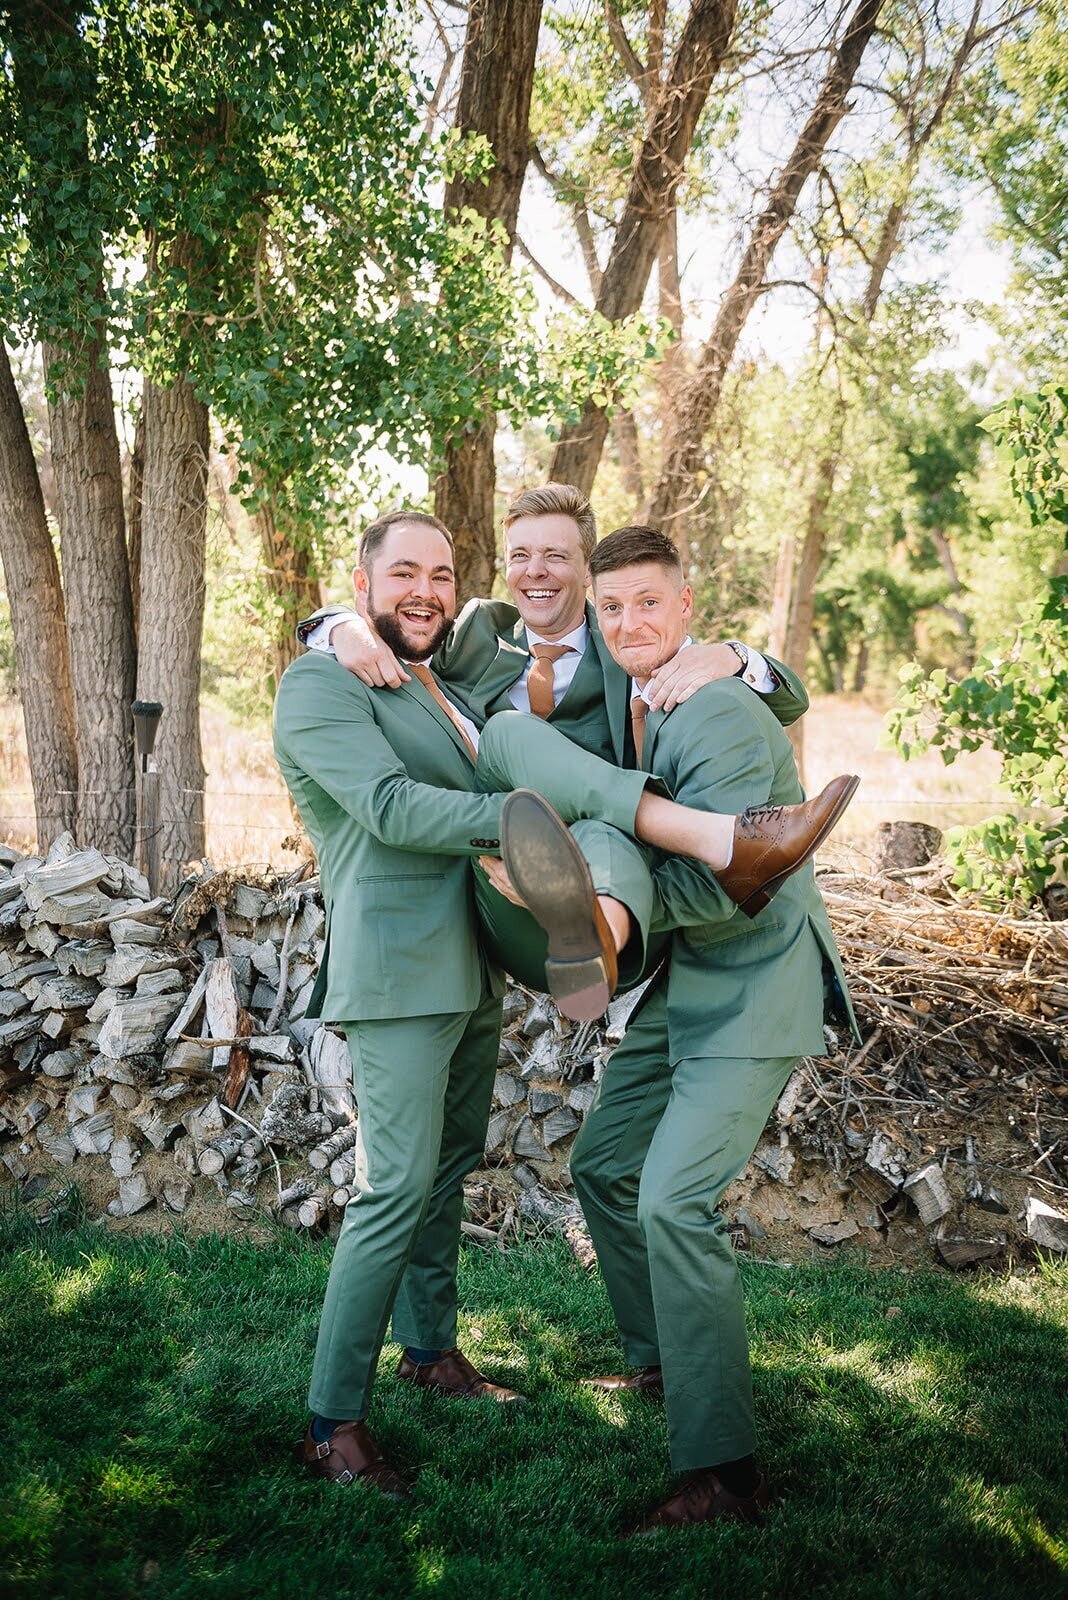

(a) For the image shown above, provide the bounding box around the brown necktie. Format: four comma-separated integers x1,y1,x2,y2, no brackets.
407,664,477,761
526,644,574,718
630,694,649,766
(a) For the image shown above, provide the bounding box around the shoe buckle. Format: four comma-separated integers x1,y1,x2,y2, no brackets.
335,1468,354,1485
314,1439,332,1460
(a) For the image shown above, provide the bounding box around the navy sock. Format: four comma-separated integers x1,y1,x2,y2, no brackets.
709,1454,760,1498
311,1414,346,1443
404,1346,444,1366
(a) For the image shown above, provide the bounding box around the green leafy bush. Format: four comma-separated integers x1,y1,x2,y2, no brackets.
887,383,1068,907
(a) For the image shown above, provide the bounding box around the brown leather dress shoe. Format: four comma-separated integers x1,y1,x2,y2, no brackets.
301,1420,409,1500
638,1469,771,1532
500,790,618,1022
717,773,860,917
582,1364,664,1394
396,1346,527,1404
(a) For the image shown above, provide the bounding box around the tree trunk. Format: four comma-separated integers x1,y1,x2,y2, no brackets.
43,334,137,853
127,404,145,641
645,0,885,529
657,208,686,427
851,638,869,693
137,373,208,887
436,420,499,605
258,494,324,690
433,0,544,597
0,342,78,846
612,407,645,508
550,0,738,494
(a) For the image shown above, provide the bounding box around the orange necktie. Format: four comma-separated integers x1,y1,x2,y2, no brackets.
526,643,574,718
407,664,477,761
630,694,649,766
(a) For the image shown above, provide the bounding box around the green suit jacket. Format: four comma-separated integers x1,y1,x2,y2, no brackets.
297,599,810,765
641,676,859,1061
273,651,506,1022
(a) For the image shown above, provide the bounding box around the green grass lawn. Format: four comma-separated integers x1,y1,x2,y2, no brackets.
1,1201,1066,1600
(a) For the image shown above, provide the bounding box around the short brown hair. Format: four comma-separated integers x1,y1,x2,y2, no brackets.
503,482,597,561
589,525,683,581
358,509,454,570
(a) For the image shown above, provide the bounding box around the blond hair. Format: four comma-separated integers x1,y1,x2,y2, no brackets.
503,482,597,561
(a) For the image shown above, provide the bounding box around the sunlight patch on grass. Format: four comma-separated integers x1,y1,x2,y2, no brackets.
46,1255,117,1315
96,1460,177,1510
412,1549,448,1588
816,1340,967,1415
956,1479,1068,1570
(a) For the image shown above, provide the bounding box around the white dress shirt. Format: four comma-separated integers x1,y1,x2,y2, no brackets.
633,637,776,707
306,611,776,714
508,618,589,713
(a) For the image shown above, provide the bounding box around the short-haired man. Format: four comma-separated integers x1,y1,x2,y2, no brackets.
486,525,860,1531
275,511,847,1496
299,482,823,1015
301,480,806,764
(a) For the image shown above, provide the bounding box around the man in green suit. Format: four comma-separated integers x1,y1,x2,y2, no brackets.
485,524,860,1532
299,482,808,768
299,481,813,1012
275,509,839,1496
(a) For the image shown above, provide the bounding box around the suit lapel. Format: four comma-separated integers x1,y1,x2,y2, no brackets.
396,677,475,765
466,618,530,719
579,605,631,765
642,705,669,771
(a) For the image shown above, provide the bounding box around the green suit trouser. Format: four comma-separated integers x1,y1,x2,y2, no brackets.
307,984,501,1420
474,712,667,991
570,979,797,1471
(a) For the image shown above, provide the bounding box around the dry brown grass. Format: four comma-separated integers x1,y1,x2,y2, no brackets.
0,689,1010,868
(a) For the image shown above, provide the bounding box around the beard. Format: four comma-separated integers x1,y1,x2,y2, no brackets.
368,595,452,663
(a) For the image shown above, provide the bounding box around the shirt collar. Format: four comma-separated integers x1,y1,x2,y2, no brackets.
634,636,693,707
525,618,589,654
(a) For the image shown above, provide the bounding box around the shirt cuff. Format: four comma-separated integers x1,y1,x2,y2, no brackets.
739,645,778,695
304,611,360,654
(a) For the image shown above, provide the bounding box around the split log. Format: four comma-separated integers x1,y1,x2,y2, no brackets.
308,1124,358,1172
205,959,239,1070
297,1194,328,1228
273,1177,315,1213
197,1128,245,1176
902,1162,954,1225
1025,1198,1068,1254
329,1151,357,1187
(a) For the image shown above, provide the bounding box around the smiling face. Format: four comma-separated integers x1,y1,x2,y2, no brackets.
504,513,591,640
592,560,693,683
354,520,456,661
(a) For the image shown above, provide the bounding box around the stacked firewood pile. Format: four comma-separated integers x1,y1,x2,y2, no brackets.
1,834,1066,1265
742,871,1068,1264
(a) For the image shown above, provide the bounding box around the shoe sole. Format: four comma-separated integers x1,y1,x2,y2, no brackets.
500,789,614,1021
738,774,861,918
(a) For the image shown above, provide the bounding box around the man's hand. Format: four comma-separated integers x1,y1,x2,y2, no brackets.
332,617,410,688
645,642,742,711
478,855,527,908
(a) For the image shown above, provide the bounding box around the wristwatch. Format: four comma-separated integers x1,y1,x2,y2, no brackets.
724,641,748,676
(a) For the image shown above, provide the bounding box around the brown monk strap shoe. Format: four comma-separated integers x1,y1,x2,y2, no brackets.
582,1364,664,1394
718,773,860,918
396,1345,527,1404
500,790,618,1022
301,1420,409,1500
638,1469,771,1533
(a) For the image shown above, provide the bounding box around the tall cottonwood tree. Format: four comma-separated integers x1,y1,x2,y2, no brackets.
432,0,544,599
0,343,78,844
646,0,887,530
766,0,989,774
547,0,739,494
3,0,137,854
